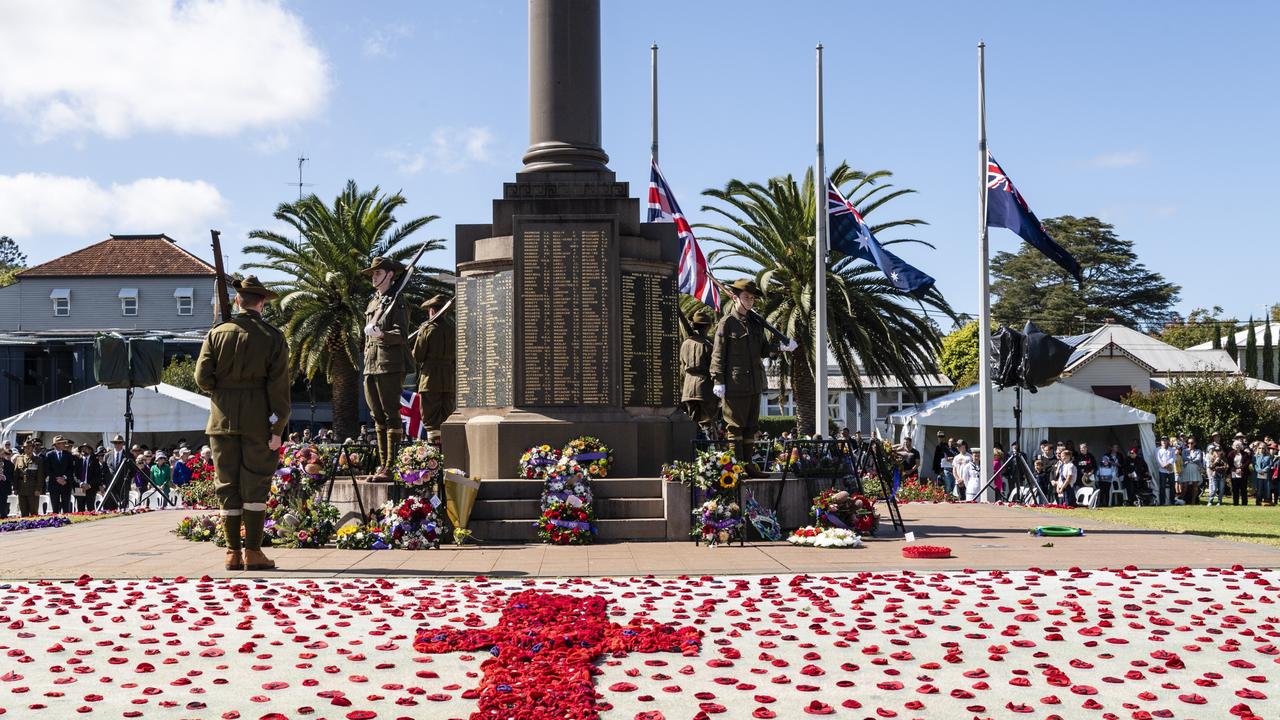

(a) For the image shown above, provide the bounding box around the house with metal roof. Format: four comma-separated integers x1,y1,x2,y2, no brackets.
1059,321,1280,400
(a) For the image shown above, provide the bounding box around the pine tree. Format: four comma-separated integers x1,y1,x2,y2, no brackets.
1226,325,1239,362
1266,320,1276,384
1212,321,1222,349
1245,317,1259,378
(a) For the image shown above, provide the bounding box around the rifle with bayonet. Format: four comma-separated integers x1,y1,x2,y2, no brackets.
210,230,233,324
370,244,432,327
408,296,454,340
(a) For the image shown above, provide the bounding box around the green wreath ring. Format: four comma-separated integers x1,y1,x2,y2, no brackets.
1032,525,1084,537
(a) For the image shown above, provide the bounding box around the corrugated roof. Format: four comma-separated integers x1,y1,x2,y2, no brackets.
18,235,216,278
1186,322,1280,351
1065,324,1237,375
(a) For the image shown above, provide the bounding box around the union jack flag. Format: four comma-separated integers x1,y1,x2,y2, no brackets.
647,159,721,310
399,390,426,440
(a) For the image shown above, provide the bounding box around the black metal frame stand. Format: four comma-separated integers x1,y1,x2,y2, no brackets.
974,387,1052,505
773,438,906,536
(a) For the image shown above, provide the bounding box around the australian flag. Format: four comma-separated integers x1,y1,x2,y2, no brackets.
986,153,1082,283
827,180,935,298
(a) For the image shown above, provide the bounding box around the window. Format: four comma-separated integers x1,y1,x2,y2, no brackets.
50,288,70,317
119,288,139,317
174,287,194,316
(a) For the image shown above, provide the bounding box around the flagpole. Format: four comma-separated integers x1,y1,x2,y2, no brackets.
977,41,993,495
650,42,659,164
815,42,829,437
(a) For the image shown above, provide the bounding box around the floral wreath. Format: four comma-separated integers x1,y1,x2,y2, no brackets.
537,462,596,545
369,496,441,550
561,436,612,478
812,488,879,536
519,444,562,480
394,441,444,490
693,448,743,494
692,496,740,546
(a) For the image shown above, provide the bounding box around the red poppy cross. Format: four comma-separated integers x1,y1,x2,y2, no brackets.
413,589,701,720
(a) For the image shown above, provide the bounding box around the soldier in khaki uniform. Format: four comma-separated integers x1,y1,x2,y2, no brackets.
361,256,413,479
195,276,291,571
680,310,719,440
14,440,44,517
710,279,796,475
411,294,455,444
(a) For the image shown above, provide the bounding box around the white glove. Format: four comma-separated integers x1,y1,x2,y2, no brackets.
781,339,798,353
363,322,384,339
712,384,726,399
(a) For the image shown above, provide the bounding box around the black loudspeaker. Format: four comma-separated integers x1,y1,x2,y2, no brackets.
1020,321,1073,390
990,326,1025,390
94,334,130,388
94,334,165,388
128,338,165,387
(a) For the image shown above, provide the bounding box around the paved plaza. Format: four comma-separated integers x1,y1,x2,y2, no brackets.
3,503,1278,580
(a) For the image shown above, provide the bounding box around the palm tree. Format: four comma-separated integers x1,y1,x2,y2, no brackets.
698,163,953,435
243,180,447,440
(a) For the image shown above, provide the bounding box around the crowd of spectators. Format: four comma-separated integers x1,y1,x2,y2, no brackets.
926,429,1280,508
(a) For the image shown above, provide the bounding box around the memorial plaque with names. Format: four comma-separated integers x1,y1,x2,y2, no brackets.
457,270,512,407
515,220,615,406
621,270,679,406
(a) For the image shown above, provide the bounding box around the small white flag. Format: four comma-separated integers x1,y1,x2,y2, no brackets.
905,531,916,542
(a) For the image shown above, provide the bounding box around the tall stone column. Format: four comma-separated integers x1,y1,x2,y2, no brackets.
443,0,693,490
522,0,609,172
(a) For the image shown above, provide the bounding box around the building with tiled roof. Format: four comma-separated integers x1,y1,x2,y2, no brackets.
0,234,221,420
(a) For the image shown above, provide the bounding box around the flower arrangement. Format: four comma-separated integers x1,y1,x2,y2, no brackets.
267,496,339,549
1,516,72,533
173,514,220,542
519,444,562,480
787,526,862,548
659,459,695,485
335,522,379,550
812,489,879,535
902,544,952,559
536,462,596,545
393,441,444,490
279,443,332,487
561,436,612,478
372,496,441,550
692,496,741,546
692,448,743,493
894,477,954,503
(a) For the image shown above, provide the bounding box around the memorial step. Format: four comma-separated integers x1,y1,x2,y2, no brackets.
466,517,668,543
475,477,664,501
469,496,666,521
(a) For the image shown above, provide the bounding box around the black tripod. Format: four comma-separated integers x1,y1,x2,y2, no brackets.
96,385,139,511
973,386,1052,505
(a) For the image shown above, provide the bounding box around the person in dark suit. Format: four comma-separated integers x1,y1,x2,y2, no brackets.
43,435,77,514
100,434,131,511
73,443,104,512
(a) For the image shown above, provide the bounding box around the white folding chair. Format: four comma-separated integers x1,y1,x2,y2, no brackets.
38,493,52,515
1076,486,1098,509
1106,478,1127,507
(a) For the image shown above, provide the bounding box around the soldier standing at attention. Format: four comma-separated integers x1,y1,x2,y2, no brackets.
680,309,719,440
412,294,456,445
195,276,291,571
362,256,413,479
710,279,796,476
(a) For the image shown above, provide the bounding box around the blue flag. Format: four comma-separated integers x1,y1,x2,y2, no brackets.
986,153,1082,283
826,180,936,298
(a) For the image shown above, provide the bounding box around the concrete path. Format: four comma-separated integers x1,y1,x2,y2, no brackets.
2,502,1276,580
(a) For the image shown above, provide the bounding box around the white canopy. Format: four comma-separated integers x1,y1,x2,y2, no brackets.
888,381,1159,476
0,383,211,448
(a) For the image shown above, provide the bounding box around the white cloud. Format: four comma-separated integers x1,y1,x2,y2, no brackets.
0,0,329,139
384,127,496,175
252,131,292,155
1087,150,1145,169
0,173,228,244
363,22,413,58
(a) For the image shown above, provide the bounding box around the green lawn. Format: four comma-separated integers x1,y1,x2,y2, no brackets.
1030,504,1280,548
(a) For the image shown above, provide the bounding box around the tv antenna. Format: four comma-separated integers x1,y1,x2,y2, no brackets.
287,155,313,241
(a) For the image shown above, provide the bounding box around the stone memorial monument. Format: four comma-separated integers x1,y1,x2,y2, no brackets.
442,0,695,479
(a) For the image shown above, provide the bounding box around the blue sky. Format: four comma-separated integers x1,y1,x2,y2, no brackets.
1,0,1277,325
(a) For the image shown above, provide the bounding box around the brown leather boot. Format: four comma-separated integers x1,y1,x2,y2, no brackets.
224,549,244,571
243,549,276,571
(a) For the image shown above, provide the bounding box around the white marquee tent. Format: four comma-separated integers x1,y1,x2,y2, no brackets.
888,381,1159,476
0,383,211,448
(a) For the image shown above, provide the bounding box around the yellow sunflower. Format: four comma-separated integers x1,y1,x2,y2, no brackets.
719,471,738,489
